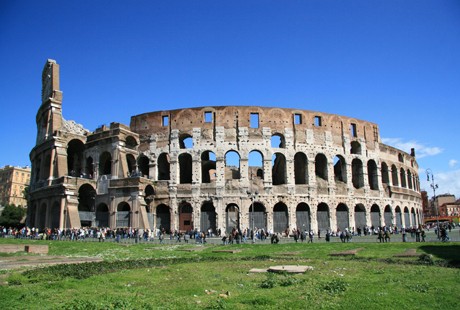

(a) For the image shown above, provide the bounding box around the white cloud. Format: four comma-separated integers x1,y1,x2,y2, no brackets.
449,159,458,168
381,137,443,159
420,169,460,199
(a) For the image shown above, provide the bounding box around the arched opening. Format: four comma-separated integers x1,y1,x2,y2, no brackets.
144,185,155,228
226,204,240,233
411,207,417,227
179,134,193,149
407,170,413,189
294,152,308,184
354,204,366,231
249,202,266,231
336,203,349,231
272,153,287,185
179,153,193,184
248,150,264,180
179,202,193,232
156,204,171,233
78,184,96,227
273,202,288,233
350,141,361,155
384,205,392,227
381,162,389,185
315,154,328,181
201,151,216,183
352,158,364,189
38,203,47,229
370,204,381,228
271,133,286,148
400,168,407,188
158,153,170,180
99,152,112,176
391,165,399,186
317,203,330,233
404,207,410,227
367,160,379,190
296,203,310,231
395,206,402,229
333,155,347,183
138,155,149,178
125,136,138,149
201,201,216,235
126,154,137,177
50,202,60,229
96,203,109,227
225,150,241,180
67,139,85,177
86,156,94,179
117,202,131,227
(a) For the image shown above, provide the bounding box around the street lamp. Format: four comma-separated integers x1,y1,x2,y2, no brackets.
247,190,258,243
426,169,440,239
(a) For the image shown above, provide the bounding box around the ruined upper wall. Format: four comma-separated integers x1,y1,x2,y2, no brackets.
130,106,381,145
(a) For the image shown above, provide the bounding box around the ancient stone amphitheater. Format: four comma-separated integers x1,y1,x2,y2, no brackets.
28,60,422,234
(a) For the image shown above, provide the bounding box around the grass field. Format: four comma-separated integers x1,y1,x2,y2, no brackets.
0,238,459,309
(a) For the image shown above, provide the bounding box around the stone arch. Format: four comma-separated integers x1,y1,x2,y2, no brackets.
201,151,216,183
86,156,94,178
317,203,330,232
395,206,402,229
411,207,417,227
116,202,131,227
404,207,410,227
179,201,193,232
383,205,393,227
352,158,364,189
179,134,193,149
225,150,241,180
179,153,193,184
38,203,47,229
138,155,149,178
333,155,347,183
249,202,266,231
156,204,171,233
381,162,390,185
294,152,308,184
99,151,112,176
50,201,60,229
296,203,311,231
354,204,366,230
272,153,287,185
273,202,288,233
96,203,109,227
248,150,264,180
315,153,328,181
226,204,240,233
125,135,138,149
367,160,379,190
336,203,349,231
126,154,136,176
201,201,216,234
407,170,413,189
400,168,407,188
271,133,286,148
158,153,170,180
370,204,381,228
391,164,399,186
67,139,85,177
350,141,362,155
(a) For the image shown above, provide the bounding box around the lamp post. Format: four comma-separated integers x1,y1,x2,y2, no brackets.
426,169,440,239
247,190,259,243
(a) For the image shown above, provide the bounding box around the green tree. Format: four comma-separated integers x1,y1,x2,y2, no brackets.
0,204,26,227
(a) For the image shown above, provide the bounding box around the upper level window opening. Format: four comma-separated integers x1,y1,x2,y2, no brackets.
294,113,302,125
250,113,259,128
314,116,322,127
204,111,213,123
350,123,357,138
162,115,169,127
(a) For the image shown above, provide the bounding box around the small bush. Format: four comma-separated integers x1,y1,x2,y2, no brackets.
321,278,348,295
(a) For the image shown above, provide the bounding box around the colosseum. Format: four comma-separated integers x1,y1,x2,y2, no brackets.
28,59,423,235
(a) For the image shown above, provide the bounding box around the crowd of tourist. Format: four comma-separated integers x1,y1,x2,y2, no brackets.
0,222,457,243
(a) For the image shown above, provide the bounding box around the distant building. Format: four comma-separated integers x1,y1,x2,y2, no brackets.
0,165,31,207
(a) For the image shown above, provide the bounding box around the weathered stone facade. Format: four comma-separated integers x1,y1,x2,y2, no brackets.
28,59,422,233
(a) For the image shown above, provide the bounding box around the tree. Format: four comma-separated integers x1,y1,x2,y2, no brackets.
0,204,26,227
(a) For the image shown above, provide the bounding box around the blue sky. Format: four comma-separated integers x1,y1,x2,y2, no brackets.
1,0,459,197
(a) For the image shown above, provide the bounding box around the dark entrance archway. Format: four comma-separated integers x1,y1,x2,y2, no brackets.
179,202,193,232
296,203,310,232
200,202,216,234
226,204,239,233
336,203,349,231
273,202,288,233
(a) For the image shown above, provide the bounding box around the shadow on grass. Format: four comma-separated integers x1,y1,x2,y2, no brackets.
419,244,460,267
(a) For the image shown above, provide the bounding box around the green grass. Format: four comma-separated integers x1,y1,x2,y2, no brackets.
0,239,459,309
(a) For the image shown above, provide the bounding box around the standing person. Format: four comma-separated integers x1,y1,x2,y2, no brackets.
308,230,314,243
402,227,407,242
